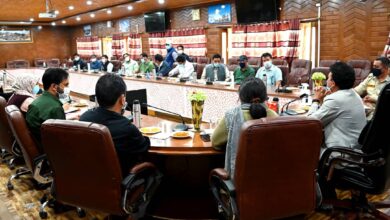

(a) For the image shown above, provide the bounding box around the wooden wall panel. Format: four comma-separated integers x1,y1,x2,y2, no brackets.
0,27,71,68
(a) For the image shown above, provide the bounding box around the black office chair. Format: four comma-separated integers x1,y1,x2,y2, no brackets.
318,83,390,219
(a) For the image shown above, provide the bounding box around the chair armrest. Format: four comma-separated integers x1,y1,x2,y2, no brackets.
129,162,156,175
32,154,52,184
210,168,230,181
122,162,157,189
33,154,47,166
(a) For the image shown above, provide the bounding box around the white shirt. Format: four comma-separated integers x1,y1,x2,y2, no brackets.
168,61,194,78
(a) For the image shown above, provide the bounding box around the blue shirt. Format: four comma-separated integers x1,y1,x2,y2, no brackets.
255,65,283,86
90,61,102,70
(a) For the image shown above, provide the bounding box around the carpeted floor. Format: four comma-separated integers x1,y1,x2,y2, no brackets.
0,162,389,220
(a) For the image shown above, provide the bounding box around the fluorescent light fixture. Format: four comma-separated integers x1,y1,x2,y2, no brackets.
68,5,74,10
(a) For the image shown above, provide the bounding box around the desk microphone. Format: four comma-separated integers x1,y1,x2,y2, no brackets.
141,103,189,131
280,93,308,116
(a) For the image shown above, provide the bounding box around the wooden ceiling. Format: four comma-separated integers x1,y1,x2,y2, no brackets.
0,0,225,26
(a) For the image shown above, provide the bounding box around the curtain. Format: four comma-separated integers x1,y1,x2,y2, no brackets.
128,33,142,60
231,19,300,63
149,28,207,57
76,36,102,58
112,34,127,58
102,37,112,59
384,32,390,58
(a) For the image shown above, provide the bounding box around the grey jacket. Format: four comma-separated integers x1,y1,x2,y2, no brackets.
308,89,367,149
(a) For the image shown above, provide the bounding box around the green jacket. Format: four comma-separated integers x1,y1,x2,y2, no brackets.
139,61,155,73
26,91,65,144
234,66,255,84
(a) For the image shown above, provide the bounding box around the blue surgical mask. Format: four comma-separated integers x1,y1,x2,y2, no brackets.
213,63,220,68
32,85,40,95
166,45,172,50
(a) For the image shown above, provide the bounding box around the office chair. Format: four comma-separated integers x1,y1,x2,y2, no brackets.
318,83,390,219
0,96,16,165
40,119,162,219
210,117,323,219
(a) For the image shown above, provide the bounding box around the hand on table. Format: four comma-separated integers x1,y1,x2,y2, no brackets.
63,103,70,111
363,95,375,104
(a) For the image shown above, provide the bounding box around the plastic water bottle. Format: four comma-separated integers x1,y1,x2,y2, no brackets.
132,100,141,128
262,74,267,86
2,71,7,89
192,72,197,83
146,71,150,79
87,63,91,72
230,74,235,88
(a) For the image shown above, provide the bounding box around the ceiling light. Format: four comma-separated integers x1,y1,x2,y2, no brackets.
30,18,34,22
107,9,112,14
68,5,74,10
76,16,81,21
51,22,56,26
158,0,165,4
90,13,95,18
86,0,92,5
19,21,25,24
62,20,66,24
38,26,42,30
127,5,133,10
54,10,59,15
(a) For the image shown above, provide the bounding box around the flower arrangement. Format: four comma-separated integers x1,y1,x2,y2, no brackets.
188,91,207,102
311,72,326,87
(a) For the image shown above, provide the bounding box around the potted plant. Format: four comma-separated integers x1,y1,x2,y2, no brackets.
188,91,207,131
311,72,326,87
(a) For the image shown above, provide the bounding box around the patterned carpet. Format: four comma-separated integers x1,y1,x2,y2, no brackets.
0,162,389,220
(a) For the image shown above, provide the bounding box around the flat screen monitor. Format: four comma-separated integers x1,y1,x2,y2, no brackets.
144,11,167,33
235,0,279,24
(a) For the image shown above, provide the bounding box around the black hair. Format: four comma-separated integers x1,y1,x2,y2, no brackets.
154,54,164,62
95,74,127,108
123,53,129,58
212,54,222,60
102,55,108,59
331,62,355,90
91,55,97,58
141,52,148,58
261,52,272,59
239,77,267,119
176,55,186,63
375,56,390,68
42,68,69,91
177,45,184,50
73,53,79,57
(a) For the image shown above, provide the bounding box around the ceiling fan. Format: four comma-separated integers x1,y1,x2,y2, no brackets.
39,0,57,18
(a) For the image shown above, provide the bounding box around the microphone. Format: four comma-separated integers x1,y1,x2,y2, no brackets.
280,93,308,116
141,103,189,131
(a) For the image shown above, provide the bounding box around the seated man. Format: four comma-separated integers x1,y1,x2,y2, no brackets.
154,54,171,77
168,54,194,78
101,55,114,73
138,52,155,74
354,57,390,120
80,74,150,175
177,45,192,62
201,54,230,82
120,53,139,76
233,55,255,84
72,53,86,70
89,55,102,70
26,68,69,145
308,62,366,152
255,52,283,88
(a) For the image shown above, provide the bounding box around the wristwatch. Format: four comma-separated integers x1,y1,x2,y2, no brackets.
312,99,320,103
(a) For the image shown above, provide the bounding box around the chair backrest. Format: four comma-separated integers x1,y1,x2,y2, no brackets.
227,64,238,72
197,57,210,64
13,60,30,68
287,59,312,86
319,60,338,67
47,58,60,68
273,59,288,66
110,60,121,72
6,61,15,69
346,60,371,86
196,63,206,79
248,58,260,67
235,117,323,219
41,120,123,214
5,105,40,171
228,57,239,65
0,97,14,153
189,56,197,63
34,58,46,67
360,83,390,193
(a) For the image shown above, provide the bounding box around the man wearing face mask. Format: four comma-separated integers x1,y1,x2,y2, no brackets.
308,62,366,153
72,53,86,70
120,53,139,76
255,53,283,87
233,55,255,85
89,55,102,71
138,52,155,74
168,55,194,78
177,45,192,62
164,41,178,68
201,54,230,81
354,57,390,119
154,54,171,77
26,68,69,147
100,55,114,73
80,74,150,175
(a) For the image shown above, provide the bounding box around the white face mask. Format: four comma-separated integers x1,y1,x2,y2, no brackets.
125,57,130,62
141,58,145,63
74,57,80,61
179,63,185,68
64,87,71,95
264,61,272,69
177,50,183,54
101,58,107,63
91,58,97,62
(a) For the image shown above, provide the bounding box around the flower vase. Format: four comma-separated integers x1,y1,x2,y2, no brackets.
314,80,323,87
191,101,204,131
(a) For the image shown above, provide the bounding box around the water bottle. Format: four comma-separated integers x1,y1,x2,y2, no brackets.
262,74,267,86
77,64,80,72
192,72,197,83
43,62,47,68
132,100,141,128
145,71,150,79
2,71,6,89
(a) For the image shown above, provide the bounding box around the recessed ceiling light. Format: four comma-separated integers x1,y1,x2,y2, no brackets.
38,26,42,30
107,9,112,14
86,0,92,5
51,22,56,26
76,16,81,21
158,0,165,4
29,18,34,22
54,10,59,15
68,5,74,10
62,20,66,24
127,5,133,10
90,13,95,18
